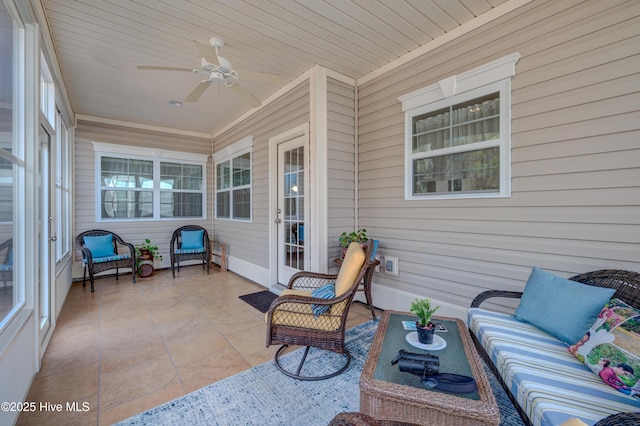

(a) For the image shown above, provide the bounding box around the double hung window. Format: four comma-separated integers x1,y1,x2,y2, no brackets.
400,54,520,199
94,143,207,221
215,136,253,221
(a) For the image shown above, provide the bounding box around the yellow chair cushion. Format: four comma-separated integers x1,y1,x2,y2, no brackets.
559,419,588,426
335,242,366,296
266,289,343,331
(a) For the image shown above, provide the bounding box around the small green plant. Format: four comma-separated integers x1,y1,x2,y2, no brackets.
410,298,440,329
338,228,368,249
135,238,163,265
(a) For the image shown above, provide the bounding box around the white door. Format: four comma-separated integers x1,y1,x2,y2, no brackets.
276,137,306,285
38,125,55,344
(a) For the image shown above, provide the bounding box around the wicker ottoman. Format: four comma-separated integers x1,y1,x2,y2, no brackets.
359,311,500,426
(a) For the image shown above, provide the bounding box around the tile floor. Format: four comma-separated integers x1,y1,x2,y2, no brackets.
16,266,379,425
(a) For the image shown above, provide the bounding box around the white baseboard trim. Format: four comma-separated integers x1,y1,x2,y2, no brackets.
72,258,467,320
227,256,270,288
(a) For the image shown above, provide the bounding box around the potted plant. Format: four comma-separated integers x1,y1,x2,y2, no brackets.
338,227,368,258
410,298,440,344
135,239,163,277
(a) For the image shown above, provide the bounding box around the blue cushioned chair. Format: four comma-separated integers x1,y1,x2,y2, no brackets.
0,238,12,293
76,230,136,293
170,225,210,278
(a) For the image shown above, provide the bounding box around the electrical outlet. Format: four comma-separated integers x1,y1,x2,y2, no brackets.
374,254,381,273
384,256,398,276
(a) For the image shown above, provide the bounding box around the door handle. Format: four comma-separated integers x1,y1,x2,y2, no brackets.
274,218,281,224
50,236,57,241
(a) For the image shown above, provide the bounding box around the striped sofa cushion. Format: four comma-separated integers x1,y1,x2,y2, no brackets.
83,254,130,264
175,248,206,255
468,308,640,426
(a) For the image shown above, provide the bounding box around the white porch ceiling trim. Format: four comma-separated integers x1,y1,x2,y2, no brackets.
357,0,535,85
75,114,212,139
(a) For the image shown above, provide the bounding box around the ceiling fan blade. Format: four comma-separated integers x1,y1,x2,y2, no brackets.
184,81,211,102
137,65,194,72
194,40,219,65
236,69,282,84
227,83,261,108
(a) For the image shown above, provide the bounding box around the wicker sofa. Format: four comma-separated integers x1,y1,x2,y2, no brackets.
468,269,640,426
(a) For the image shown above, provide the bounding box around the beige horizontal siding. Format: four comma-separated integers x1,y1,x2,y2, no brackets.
327,78,356,265
74,121,213,273
213,81,310,269
356,0,640,312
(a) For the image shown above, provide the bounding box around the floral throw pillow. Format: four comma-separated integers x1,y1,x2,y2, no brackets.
569,298,640,398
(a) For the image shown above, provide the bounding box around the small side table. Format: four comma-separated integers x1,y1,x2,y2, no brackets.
334,257,380,320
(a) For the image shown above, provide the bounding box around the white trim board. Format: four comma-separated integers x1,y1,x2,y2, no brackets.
358,0,534,86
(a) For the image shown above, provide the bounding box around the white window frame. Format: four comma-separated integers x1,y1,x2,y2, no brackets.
92,142,208,222
0,0,29,341
399,53,520,200
214,135,253,222
39,52,55,129
55,110,71,264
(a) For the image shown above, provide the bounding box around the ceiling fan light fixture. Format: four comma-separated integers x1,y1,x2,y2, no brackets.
138,36,280,105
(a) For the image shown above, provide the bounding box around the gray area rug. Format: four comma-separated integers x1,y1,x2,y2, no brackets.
115,320,524,426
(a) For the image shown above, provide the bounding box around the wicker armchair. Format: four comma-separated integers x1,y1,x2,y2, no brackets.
469,269,640,426
266,240,374,380
0,238,12,292
76,230,136,293
170,225,210,278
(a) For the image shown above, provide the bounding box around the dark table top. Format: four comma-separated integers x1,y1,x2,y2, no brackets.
373,312,480,400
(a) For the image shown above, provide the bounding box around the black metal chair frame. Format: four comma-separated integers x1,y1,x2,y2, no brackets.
170,225,211,278
75,230,136,293
469,269,640,426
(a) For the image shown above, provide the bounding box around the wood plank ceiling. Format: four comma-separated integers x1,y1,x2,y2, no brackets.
42,0,509,135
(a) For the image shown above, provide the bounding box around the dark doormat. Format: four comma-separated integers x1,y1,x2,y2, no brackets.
239,290,278,313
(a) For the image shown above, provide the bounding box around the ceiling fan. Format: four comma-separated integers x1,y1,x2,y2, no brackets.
137,37,281,107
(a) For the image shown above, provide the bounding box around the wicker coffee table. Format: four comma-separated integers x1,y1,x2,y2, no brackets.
359,310,500,425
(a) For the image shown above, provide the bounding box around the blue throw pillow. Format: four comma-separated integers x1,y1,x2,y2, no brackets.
181,230,204,250
370,239,379,261
515,267,615,344
311,283,335,318
83,234,115,258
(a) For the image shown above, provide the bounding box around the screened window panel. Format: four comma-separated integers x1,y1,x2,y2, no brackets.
101,157,153,189
160,192,203,218
217,162,230,190
161,162,202,190
413,147,499,195
232,188,250,220
232,153,250,186
101,190,153,219
216,191,230,218
412,95,499,154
